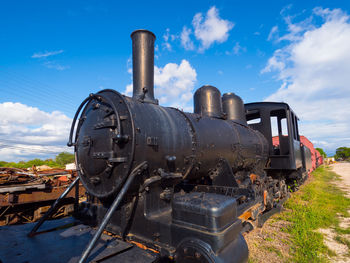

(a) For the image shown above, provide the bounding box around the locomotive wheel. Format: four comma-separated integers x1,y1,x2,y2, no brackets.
175,239,215,263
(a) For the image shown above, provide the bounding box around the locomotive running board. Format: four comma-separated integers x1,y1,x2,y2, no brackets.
0,217,158,263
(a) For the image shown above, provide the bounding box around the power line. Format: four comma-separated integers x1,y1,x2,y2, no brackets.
0,139,69,147
1,69,78,104
0,78,76,109
0,144,70,154
0,69,85,116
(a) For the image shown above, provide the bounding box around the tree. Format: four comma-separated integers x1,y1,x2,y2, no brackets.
55,152,75,166
334,147,350,160
316,147,327,158
0,161,8,167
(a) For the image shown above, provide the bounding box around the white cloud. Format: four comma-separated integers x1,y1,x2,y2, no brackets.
126,57,132,74
181,26,195,51
125,84,133,95
162,28,176,51
163,42,172,51
124,60,197,111
31,50,64,58
0,102,72,161
180,6,234,52
192,6,234,52
263,7,350,154
225,42,246,55
280,4,293,16
44,61,69,71
278,15,314,42
233,42,246,55
32,49,68,70
267,26,279,41
261,49,286,73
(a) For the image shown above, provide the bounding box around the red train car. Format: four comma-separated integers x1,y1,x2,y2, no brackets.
300,136,317,172
272,135,322,174
315,150,323,166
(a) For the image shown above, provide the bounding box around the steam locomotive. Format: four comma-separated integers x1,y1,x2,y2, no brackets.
7,30,316,263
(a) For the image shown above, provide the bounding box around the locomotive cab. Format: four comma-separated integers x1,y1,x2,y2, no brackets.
245,102,306,181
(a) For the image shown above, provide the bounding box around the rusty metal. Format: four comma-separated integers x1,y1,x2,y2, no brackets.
250,173,257,183
0,167,85,226
0,183,85,206
28,176,80,237
0,167,38,185
238,203,262,222
263,190,268,207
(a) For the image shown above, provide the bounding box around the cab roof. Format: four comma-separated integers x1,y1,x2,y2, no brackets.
245,102,299,120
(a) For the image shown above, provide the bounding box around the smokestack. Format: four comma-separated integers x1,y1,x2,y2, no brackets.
130,29,157,104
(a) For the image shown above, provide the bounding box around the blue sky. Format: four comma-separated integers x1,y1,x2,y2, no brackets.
1,0,350,161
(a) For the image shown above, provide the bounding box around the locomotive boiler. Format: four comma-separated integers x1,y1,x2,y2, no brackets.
25,29,294,263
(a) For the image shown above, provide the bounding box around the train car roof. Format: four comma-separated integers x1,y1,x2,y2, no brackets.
245,102,299,120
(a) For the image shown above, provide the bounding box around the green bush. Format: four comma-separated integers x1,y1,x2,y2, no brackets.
55,152,75,167
0,152,75,169
334,147,350,160
315,147,327,158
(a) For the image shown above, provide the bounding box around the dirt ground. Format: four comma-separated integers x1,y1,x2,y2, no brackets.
322,162,350,263
246,163,350,263
331,163,350,198
244,218,292,262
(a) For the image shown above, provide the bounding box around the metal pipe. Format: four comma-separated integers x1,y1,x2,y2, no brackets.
131,29,157,104
78,162,147,263
68,93,122,147
74,178,80,216
28,176,80,237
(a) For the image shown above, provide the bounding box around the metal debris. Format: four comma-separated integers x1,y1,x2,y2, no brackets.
0,166,85,225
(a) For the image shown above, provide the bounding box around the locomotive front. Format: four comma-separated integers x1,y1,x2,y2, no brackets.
69,30,276,263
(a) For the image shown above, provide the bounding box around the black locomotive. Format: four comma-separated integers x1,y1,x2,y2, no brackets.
25,29,312,263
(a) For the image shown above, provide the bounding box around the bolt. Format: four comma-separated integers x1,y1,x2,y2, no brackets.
153,232,160,240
